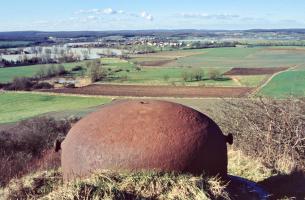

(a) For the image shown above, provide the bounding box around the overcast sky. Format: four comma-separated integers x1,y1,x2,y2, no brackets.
1,0,305,31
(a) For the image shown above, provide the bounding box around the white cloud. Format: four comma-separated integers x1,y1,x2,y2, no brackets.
75,8,154,21
140,11,154,21
181,13,240,20
103,8,116,14
87,15,98,20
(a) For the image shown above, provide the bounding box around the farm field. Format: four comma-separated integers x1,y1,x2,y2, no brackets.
0,92,111,124
224,67,288,75
2,47,303,89
130,47,305,69
106,69,266,87
1,47,304,98
46,84,252,98
0,61,90,83
0,94,232,125
98,47,305,89
259,70,305,98
0,92,235,127
101,57,267,87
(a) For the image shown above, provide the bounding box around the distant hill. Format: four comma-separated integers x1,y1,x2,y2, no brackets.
1,29,305,42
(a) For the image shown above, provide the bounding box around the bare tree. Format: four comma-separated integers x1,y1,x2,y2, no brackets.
88,60,107,82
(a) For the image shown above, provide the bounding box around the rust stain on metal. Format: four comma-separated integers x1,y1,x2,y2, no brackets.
61,100,231,181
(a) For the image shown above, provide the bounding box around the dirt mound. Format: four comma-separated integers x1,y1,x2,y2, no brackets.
47,84,252,98
224,67,288,75
61,100,231,181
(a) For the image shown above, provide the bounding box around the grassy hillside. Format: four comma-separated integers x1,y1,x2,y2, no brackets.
0,92,111,123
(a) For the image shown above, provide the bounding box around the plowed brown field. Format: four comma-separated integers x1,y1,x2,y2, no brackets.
138,59,175,66
224,67,288,75
46,84,253,98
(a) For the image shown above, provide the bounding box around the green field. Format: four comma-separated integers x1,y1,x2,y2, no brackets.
259,70,305,98
0,92,111,123
131,47,305,68
0,61,89,83
99,58,266,87
107,46,305,88
104,66,266,87
173,47,305,68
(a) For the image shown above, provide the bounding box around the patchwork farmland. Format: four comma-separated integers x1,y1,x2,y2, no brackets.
1,47,304,98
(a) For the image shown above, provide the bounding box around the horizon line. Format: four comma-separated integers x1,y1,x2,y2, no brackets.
1,28,305,33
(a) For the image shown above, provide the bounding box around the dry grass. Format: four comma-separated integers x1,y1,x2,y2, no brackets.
0,170,62,200
1,170,230,200
227,149,274,182
0,117,71,186
219,98,305,174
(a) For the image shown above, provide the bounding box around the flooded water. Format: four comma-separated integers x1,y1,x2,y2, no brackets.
0,45,127,62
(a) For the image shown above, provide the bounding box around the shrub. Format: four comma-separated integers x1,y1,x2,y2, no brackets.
218,98,305,173
181,69,204,82
0,83,10,89
208,70,222,80
192,68,204,81
32,82,54,89
47,65,56,78
181,71,191,82
71,66,83,71
6,77,34,91
114,69,123,73
34,65,67,79
55,65,67,76
88,62,107,82
0,117,71,186
1,117,71,156
119,75,129,82
35,68,47,79
163,74,170,81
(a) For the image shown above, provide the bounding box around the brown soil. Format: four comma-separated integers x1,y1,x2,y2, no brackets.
224,67,288,75
45,84,253,98
138,59,175,66
266,48,305,53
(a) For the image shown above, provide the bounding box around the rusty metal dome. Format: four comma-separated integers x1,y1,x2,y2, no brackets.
61,100,231,181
